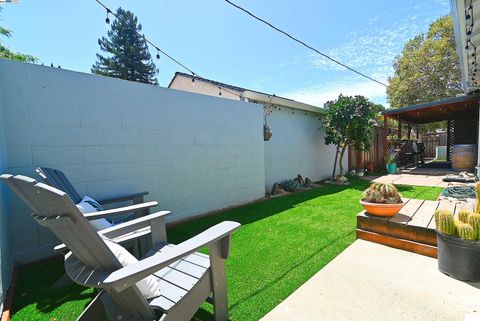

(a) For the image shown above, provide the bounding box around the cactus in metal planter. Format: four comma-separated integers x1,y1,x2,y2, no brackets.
437,210,455,235
467,213,480,240
454,220,463,236
476,182,480,214
457,223,476,240
435,209,453,227
458,208,471,224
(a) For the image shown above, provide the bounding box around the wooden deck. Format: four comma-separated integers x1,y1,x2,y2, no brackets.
356,198,474,258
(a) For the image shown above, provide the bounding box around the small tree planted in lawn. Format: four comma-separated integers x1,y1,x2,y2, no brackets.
322,94,376,182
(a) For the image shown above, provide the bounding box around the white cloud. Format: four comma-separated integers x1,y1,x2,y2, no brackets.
281,79,388,107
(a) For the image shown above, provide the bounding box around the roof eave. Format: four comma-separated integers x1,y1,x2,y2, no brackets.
243,91,324,113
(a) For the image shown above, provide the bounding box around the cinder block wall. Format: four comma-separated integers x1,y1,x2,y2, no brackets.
264,107,346,191
0,59,265,263
0,84,12,306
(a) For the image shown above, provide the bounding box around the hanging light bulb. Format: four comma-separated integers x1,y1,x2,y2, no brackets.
105,9,111,24
156,49,160,60
218,87,222,96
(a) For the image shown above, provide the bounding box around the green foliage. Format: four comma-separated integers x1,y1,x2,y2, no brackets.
92,7,158,85
0,8,37,62
280,179,303,192
362,182,403,204
458,208,471,224
322,94,376,178
467,213,480,240
437,210,455,235
457,223,475,240
387,15,461,110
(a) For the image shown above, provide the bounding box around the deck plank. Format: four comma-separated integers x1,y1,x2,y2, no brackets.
389,198,423,224
452,201,473,220
408,200,439,228
427,199,455,229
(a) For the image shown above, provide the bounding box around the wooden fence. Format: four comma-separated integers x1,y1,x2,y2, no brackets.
422,132,447,158
348,126,386,171
348,129,447,171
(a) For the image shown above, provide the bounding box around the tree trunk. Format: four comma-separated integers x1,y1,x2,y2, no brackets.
331,146,340,181
338,146,346,177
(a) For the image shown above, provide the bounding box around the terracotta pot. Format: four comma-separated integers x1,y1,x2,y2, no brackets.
359,200,404,217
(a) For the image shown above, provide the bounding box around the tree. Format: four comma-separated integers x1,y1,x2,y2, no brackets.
387,15,462,109
322,94,376,181
0,8,36,62
92,8,158,85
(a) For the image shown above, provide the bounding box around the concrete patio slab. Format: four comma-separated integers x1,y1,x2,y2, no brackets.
363,174,450,187
261,240,480,321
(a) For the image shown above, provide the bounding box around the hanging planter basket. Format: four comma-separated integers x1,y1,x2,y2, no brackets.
264,131,272,141
264,124,272,141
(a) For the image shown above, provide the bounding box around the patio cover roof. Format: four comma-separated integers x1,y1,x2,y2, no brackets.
382,94,480,124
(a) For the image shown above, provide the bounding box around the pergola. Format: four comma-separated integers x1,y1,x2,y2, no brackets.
382,94,480,161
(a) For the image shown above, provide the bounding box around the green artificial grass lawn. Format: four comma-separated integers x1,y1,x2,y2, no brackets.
11,179,442,321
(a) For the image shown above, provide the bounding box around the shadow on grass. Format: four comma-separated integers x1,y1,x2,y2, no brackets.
167,178,370,244
12,257,96,318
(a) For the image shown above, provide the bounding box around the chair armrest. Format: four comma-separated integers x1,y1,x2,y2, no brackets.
99,210,170,239
84,201,158,220
96,191,149,205
54,210,171,252
103,221,241,292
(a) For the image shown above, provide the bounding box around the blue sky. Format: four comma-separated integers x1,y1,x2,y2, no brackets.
1,0,451,107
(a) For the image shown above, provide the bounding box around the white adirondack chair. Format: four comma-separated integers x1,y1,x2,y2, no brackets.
1,174,240,321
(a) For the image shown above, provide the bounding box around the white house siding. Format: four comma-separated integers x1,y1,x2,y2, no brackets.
264,106,345,191
0,59,265,263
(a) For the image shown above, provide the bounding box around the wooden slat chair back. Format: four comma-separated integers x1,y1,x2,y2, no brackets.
36,167,83,203
0,174,155,320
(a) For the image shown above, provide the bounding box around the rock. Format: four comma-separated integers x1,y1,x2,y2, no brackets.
271,183,285,195
305,177,316,188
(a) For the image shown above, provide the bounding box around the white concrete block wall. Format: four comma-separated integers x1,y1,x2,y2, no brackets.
0,87,12,305
264,107,347,191
0,59,265,263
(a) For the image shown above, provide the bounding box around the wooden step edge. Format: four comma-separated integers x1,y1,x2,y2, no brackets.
357,216,437,246
356,229,437,258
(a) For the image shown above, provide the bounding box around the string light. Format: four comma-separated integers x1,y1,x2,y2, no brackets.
105,9,111,24
94,0,297,105
465,0,477,86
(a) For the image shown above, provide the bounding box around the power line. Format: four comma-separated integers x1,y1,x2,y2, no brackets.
224,0,389,87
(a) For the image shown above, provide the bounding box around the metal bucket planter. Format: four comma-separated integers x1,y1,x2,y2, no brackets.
437,232,480,282
386,163,398,174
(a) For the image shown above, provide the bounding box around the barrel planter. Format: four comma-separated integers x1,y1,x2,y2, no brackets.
451,144,477,171
386,163,398,174
437,232,480,282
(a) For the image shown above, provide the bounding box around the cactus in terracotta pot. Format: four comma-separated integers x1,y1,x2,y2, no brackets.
363,183,402,204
